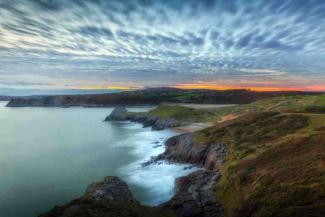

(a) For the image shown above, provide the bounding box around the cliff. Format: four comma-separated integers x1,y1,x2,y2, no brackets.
149,109,325,217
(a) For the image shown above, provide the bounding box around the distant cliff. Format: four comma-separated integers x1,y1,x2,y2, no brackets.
6,87,319,107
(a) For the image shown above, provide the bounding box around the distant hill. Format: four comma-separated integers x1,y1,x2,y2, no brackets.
0,96,13,101
6,87,323,107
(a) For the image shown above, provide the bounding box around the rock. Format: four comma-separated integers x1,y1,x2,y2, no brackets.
84,176,137,203
152,118,182,130
159,133,209,165
158,133,228,170
160,170,223,217
128,113,184,130
105,106,128,121
39,177,174,217
204,144,228,170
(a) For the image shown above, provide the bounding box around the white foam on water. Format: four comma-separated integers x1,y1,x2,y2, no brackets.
117,124,198,205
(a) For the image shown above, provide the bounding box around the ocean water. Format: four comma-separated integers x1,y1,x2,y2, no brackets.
0,102,196,217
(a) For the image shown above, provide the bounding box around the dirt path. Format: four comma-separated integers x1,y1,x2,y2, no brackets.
162,103,236,109
173,122,214,133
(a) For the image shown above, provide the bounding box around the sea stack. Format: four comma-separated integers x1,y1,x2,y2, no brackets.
105,106,128,121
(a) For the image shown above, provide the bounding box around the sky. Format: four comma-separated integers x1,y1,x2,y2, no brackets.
0,0,325,93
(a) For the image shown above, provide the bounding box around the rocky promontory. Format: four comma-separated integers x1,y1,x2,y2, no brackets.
104,106,186,130
39,176,175,217
104,106,129,121
154,133,227,171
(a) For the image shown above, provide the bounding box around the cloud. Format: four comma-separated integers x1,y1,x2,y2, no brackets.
0,0,324,90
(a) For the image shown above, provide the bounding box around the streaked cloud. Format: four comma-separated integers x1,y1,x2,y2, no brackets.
0,0,324,91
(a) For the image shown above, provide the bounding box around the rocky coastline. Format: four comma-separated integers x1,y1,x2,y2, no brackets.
106,106,228,216
41,107,227,217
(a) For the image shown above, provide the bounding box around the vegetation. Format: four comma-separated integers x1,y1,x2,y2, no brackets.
134,94,325,125
190,109,325,217
139,94,325,216
146,105,215,122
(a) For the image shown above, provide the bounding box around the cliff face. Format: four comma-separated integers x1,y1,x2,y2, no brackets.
158,133,227,171
104,106,129,121
161,170,223,217
129,113,184,130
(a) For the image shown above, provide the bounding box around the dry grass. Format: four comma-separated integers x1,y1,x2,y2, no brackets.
192,111,325,217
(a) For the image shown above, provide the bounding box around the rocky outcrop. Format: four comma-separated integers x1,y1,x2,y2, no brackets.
84,176,136,203
104,106,129,121
157,133,227,170
130,115,183,130
161,170,223,217
104,107,184,130
39,176,174,217
151,133,227,217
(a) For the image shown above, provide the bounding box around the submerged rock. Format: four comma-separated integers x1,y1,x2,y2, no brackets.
105,106,128,121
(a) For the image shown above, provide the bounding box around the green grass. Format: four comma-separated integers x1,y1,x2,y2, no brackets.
146,105,216,123
137,95,325,125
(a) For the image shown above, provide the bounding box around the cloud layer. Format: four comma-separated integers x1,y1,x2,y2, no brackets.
0,0,325,91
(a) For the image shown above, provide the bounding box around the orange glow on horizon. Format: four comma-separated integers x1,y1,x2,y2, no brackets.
69,83,325,92
172,83,325,92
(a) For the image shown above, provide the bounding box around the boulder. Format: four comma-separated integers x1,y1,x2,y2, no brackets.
105,106,128,121
84,176,137,203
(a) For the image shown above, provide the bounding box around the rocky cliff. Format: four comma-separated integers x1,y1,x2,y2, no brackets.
104,106,186,130
104,106,129,121
160,170,223,217
156,133,227,171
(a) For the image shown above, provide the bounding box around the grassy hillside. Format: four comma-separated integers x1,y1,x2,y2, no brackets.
146,95,325,216
191,111,325,217
146,105,215,123
137,94,325,125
